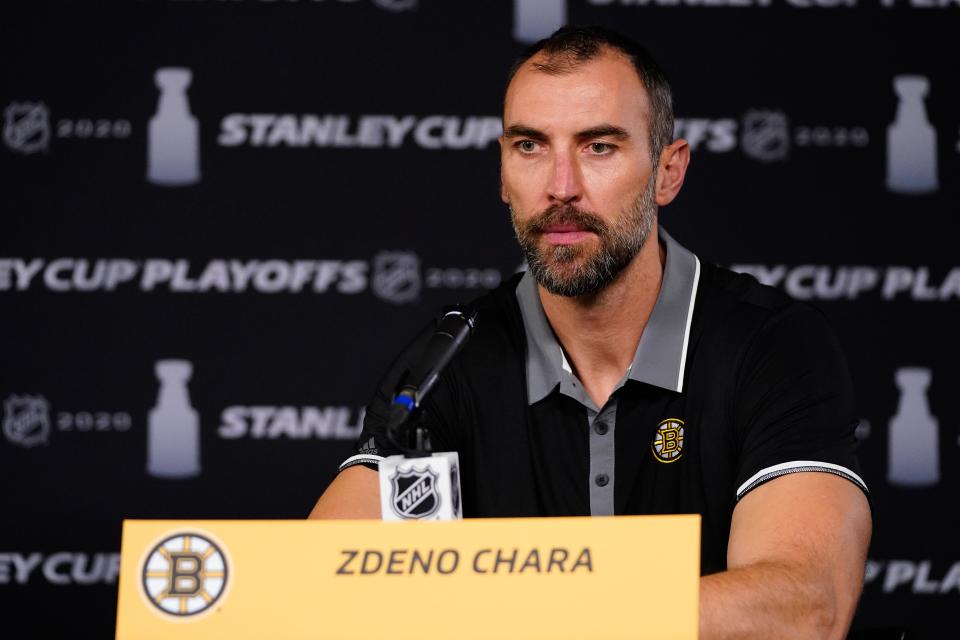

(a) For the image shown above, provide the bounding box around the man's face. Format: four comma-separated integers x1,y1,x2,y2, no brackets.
501,49,659,297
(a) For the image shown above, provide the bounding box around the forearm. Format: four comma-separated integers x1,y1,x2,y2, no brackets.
308,466,381,519
700,561,848,640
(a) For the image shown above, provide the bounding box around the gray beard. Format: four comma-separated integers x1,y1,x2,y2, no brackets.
511,177,658,298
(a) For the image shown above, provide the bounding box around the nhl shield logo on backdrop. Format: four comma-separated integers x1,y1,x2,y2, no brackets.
741,109,790,163
3,102,51,154
390,467,440,519
2,395,51,448
372,251,421,304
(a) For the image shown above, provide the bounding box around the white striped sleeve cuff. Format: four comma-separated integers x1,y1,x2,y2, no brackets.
736,460,869,501
339,454,384,472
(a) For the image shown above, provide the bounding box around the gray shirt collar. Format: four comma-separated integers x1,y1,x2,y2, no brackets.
516,226,701,404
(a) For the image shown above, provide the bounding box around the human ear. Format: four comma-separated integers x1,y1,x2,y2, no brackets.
655,139,691,207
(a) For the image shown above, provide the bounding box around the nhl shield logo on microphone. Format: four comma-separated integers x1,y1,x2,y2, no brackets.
389,467,441,519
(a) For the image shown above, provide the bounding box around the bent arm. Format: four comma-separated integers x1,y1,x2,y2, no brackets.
700,472,872,640
308,466,381,519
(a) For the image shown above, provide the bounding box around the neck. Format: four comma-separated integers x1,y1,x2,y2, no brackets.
538,225,665,407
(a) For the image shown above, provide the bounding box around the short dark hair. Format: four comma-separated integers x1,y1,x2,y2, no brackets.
505,25,674,164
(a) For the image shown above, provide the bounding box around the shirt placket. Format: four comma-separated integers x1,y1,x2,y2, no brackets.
561,370,620,517
587,401,617,516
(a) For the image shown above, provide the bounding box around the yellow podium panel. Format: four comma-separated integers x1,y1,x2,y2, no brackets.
116,516,699,639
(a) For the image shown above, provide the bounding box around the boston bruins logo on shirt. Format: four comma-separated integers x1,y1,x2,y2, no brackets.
652,418,685,463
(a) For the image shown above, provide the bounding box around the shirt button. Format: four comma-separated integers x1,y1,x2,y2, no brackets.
593,421,609,435
595,473,610,487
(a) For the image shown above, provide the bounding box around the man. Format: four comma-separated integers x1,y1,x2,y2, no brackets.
310,26,871,640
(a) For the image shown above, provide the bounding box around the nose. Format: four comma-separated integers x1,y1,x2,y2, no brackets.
546,150,583,205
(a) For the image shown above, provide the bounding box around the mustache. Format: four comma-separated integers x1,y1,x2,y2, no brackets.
522,204,609,236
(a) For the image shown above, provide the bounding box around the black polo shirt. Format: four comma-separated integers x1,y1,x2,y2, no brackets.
340,227,868,575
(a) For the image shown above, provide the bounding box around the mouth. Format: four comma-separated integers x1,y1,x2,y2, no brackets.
542,224,593,245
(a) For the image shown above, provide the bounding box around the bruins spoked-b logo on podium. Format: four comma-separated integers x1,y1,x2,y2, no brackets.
141,532,229,618
390,467,441,519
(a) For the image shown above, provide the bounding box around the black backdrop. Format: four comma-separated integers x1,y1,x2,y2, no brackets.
1,1,958,637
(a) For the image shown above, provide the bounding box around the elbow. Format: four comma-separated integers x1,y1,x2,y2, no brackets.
791,583,836,640
810,578,860,640
783,565,843,640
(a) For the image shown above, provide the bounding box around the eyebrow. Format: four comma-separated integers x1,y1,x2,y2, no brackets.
503,124,547,141
576,125,630,141
502,123,630,142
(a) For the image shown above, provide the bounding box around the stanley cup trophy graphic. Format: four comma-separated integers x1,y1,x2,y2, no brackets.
886,75,938,194
147,360,201,479
513,0,566,44
147,67,200,186
888,367,939,487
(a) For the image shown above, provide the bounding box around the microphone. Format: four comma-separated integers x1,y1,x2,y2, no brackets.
386,306,477,453
379,305,477,522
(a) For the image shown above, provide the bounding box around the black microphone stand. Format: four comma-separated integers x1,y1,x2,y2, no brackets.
385,394,432,458
384,305,477,458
